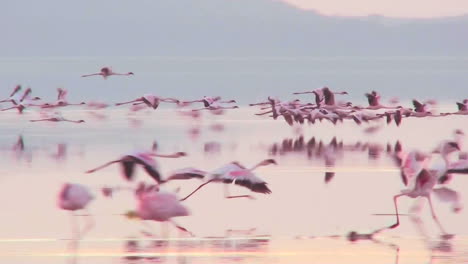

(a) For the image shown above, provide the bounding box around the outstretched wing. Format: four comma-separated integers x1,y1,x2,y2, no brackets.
166,168,206,181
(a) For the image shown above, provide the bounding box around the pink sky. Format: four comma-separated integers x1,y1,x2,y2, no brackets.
284,0,468,18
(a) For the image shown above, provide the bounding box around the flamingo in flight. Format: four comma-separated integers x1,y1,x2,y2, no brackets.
1,88,41,114
362,91,401,110
40,88,85,109
0,85,23,104
85,150,186,183
58,183,95,243
125,183,193,236
116,94,179,109
81,67,134,79
172,159,276,201
180,96,236,107
29,112,85,123
386,141,461,237
294,86,348,107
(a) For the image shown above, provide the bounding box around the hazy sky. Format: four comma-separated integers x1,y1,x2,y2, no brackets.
284,0,468,17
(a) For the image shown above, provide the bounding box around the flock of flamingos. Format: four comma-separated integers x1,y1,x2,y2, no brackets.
2,67,468,249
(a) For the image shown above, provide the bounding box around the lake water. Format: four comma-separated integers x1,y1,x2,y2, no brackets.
0,57,467,263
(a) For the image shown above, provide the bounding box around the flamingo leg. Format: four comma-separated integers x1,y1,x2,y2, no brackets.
179,180,213,201
1,106,17,111
426,195,448,235
170,220,194,237
116,99,140,106
81,73,101,77
389,194,405,229
85,159,121,173
77,209,94,240
223,184,255,200
255,110,273,116
29,118,53,122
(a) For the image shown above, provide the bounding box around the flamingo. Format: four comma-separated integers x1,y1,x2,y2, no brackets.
180,96,236,107
294,86,348,107
1,88,41,114
81,67,134,79
441,100,468,116
58,183,94,242
85,150,186,183
191,102,239,113
116,94,179,109
386,141,460,236
29,112,85,123
40,88,85,109
177,159,276,201
125,183,193,236
363,91,401,110
0,85,23,104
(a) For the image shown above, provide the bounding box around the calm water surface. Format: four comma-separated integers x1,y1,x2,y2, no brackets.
0,108,467,263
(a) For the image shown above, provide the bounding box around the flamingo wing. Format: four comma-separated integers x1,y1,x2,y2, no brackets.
121,159,136,181
223,170,271,194
166,168,206,181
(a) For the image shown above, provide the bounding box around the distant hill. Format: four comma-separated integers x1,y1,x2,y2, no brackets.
3,0,468,57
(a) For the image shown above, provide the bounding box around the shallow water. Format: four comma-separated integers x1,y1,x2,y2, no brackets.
0,107,467,263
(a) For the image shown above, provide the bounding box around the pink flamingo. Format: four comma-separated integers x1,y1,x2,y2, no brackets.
116,94,179,109
0,85,23,104
387,141,460,236
181,96,236,107
174,159,276,201
81,67,134,79
85,150,186,183
125,183,193,236
40,88,85,109
58,183,94,243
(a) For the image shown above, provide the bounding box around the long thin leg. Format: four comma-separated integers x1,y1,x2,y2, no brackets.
426,195,448,235
224,184,255,200
179,180,213,201
116,99,140,106
30,119,54,122
68,212,79,251
389,194,405,229
255,110,273,116
85,160,121,173
77,209,94,240
170,220,194,237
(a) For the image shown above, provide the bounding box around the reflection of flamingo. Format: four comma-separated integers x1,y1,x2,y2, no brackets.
86,151,186,183
58,183,94,243
125,183,193,236
177,159,276,201
81,67,134,79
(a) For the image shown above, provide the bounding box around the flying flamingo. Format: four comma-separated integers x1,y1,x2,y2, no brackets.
40,88,85,109
180,96,236,107
362,91,401,110
386,141,460,237
116,94,179,109
175,159,276,201
1,88,41,114
191,102,239,113
85,150,186,183
81,67,134,79
0,85,23,104
58,183,95,244
294,86,348,107
29,112,85,123
124,183,193,236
